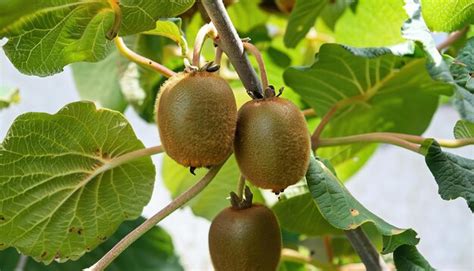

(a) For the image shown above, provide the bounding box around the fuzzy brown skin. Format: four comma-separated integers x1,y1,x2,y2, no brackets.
234,97,311,192
156,71,237,168
209,204,282,271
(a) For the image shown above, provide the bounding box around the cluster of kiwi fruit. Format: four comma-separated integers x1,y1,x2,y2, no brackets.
155,56,310,269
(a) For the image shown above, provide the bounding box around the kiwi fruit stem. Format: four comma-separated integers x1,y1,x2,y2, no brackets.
230,186,253,210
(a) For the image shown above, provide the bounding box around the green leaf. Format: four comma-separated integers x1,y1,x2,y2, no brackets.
143,19,188,56
393,245,435,271
421,0,474,32
0,87,20,110
425,141,474,211
71,49,128,112
334,0,407,47
284,44,452,177
0,0,194,76
454,120,474,139
306,155,419,253
162,155,265,220
0,101,155,263
450,37,474,92
118,0,194,35
273,192,342,236
284,0,328,48
228,0,268,33
0,218,183,271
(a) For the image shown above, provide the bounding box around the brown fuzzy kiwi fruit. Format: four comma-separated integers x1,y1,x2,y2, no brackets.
156,71,237,168
234,96,311,193
209,201,282,271
276,0,295,13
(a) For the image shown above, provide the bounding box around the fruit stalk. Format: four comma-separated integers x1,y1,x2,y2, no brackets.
242,41,269,90
193,23,218,67
114,37,176,78
201,0,264,98
86,159,227,271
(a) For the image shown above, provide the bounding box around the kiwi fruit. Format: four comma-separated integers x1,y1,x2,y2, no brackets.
234,95,311,193
209,191,282,271
156,70,237,168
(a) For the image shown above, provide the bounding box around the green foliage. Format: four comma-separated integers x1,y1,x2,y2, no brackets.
394,245,435,271
0,0,194,76
334,0,407,47
421,0,474,32
273,192,341,236
454,120,474,139
306,155,419,253
450,37,474,92
0,101,155,263
424,140,474,211
143,19,188,56
284,0,327,48
0,218,183,271
162,155,265,220
71,49,128,112
0,87,20,111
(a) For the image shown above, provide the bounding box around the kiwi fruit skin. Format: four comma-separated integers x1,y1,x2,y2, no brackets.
156,71,237,168
209,204,282,271
234,97,311,192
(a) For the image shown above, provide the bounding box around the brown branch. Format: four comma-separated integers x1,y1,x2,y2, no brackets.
436,26,470,51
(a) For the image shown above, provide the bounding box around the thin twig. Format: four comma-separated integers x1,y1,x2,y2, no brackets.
436,26,470,51
280,248,336,270
242,41,269,90
201,0,264,98
114,37,176,78
323,236,334,263
192,23,218,67
215,46,224,67
317,132,474,152
236,175,246,199
312,105,339,151
14,255,28,271
345,228,390,271
86,159,228,271
302,108,317,117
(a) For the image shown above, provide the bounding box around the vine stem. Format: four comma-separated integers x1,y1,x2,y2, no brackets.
106,0,122,40
280,248,336,270
345,228,390,271
201,0,264,98
318,133,421,154
86,158,228,271
436,26,469,51
242,41,269,90
312,105,339,151
317,132,474,152
236,175,246,199
192,23,218,67
114,37,176,78
302,108,317,117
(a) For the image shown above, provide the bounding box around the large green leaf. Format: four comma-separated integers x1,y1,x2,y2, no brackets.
0,87,20,111
273,192,341,236
0,218,183,271
402,0,474,121
334,0,407,47
162,155,265,220
450,37,474,92
393,245,435,271
425,140,474,211
284,44,452,178
454,120,474,139
283,0,327,48
0,0,194,76
306,155,419,254
0,101,155,263
421,0,474,32
71,49,128,112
